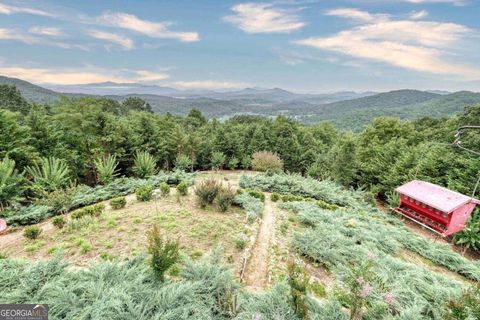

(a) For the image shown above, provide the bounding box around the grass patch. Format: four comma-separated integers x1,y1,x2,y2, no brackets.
310,281,327,298
47,243,67,255
106,217,118,229
79,242,92,254
132,216,142,224
234,234,248,250
24,240,46,253
100,251,115,261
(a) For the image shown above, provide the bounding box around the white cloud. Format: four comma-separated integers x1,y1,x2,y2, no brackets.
0,63,170,85
172,80,249,90
134,70,169,82
87,29,134,49
98,12,199,42
0,66,131,84
29,27,65,37
0,2,53,16
223,3,305,33
0,28,89,50
0,64,242,88
295,9,480,78
279,52,306,65
406,0,465,5
0,4,199,49
0,28,38,44
276,49,368,68
326,8,389,23
409,10,428,20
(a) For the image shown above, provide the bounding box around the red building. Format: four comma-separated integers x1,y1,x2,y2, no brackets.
393,180,479,236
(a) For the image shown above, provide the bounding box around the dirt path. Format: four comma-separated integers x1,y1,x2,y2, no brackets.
244,195,276,290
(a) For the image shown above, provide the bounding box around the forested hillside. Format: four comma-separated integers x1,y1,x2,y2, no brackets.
1,76,478,129
0,76,60,104
295,90,480,129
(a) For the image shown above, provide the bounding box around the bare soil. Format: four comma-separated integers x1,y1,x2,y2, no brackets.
243,194,277,290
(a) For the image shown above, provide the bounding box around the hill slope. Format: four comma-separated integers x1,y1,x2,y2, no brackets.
46,82,183,96
106,94,249,117
294,90,480,130
0,76,61,104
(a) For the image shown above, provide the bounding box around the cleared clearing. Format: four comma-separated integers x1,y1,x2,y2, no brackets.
0,172,258,274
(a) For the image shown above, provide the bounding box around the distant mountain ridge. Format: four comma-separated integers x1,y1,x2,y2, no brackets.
294,90,480,130
1,75,479,130
46,81,183,97
0,75,60,103
43,81,376,103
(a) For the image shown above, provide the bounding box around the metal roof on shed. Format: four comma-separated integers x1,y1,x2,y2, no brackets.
395,180,478,213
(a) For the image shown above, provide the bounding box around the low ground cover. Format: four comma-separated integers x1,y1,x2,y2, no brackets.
1,171,195,226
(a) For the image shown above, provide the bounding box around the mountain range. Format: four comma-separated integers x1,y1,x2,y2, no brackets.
1,75,479,130
44,81,376,103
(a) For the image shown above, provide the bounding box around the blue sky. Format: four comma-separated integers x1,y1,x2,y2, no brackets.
0,0,479,92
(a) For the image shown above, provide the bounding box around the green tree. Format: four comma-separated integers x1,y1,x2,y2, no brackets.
273,116,302,172
147,224,180,281
310,122,338,147
0,109,36,169
228,157,239,170
97,113,136,174
129,111,162,157
122,97,153,113
184,134,201,172
249,125,269,153
329,133,358,186
24,105,57,157
0,157,25,210
211,151,226,171
184,108,207,129
356,117,417,192
307,152,332,180
0,84,30,114
241,155,252,169
174,154,193,171
50,98,107,180
287,260,310,319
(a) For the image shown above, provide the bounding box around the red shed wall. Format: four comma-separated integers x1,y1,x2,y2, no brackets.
447,202,476,235
399,194,450,227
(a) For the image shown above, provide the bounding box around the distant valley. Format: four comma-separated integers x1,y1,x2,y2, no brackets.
1,75,479,130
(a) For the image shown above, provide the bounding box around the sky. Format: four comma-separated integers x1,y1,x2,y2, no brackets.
0,0,479,93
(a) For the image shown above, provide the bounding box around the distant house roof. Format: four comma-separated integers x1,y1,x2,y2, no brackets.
395,180,478,213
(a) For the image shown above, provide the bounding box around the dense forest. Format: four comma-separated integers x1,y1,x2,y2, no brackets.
1,82,480,247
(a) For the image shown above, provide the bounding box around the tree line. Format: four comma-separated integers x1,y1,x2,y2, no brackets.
1,83,479,204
